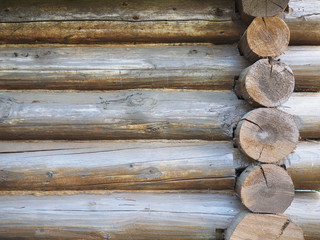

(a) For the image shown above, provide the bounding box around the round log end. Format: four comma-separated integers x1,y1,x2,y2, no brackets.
235,108,299,163
240,0,290,18
239,17,290,62
235,59,295,107
225,211,304,240
235,164,294,213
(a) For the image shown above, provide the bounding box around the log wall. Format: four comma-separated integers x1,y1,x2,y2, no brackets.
0,191,318,240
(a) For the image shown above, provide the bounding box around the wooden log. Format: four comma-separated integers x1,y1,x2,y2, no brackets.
0,90,252,140
286,141,320,190
235,108,299,163
283,0,320,45
235,164,294,213
238,17,290,62
225,211,304,240
235,58,294,107
0,91,319,140
0,45,319,92
237,0,290,18
0,140,319,191
0,191,318,239
0,141,235,191
0,0,318,45
0,0,245,44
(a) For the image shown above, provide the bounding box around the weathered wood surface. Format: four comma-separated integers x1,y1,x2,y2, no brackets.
0,45,319,92
238,17,290,62
0,90,251,140
0,0,319,45
235,59,294,107
225,211,304,240
279,93,320,139
0,140,319,191
0,0,244,44
0,191,318,240
235,108,299,164
0,91,319,140
283,0,320,45
0,141,235,191
235,164,294,213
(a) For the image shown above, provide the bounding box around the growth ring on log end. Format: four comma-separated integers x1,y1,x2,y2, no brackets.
235,164,294,213
238,0,290,18
238,17,290,62
235,59,295,107
235,108,299,163
225,211,304,240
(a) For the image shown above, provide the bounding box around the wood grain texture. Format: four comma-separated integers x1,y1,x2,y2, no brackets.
282,0,320,45
226,211,304,240
0,140,319,191
238,17,290,62
234,59,294,107
0,91,319,140
0,141,235,191
0,191,318,239
235,165,294,214
0,90,252,140
0,0,319,45
0,0,244,44
0,44,319,92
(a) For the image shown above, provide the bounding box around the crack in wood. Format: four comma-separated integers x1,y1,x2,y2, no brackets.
259,165,269,188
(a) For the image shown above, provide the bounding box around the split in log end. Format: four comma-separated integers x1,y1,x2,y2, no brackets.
238,17,290,62
225,211,304,240
235,58,295,107
235,164,294,213
235,108,299,164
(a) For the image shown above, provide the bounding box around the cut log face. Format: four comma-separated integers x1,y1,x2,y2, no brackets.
239,0,290,18
235,164,295,213
239,17,290,62
235,59,295,107
235,108,299,163
225,211,304,240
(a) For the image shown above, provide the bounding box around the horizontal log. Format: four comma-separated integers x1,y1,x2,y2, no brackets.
0,0,319,45
0,141,235,191
0,91,319,140
0,140,319,191
0,45,320,92
0,191,318,239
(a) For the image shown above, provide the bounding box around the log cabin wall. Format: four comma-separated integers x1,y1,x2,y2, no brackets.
0,0,319,239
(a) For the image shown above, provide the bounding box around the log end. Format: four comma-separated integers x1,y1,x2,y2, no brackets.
225,211,304,240
235,59,295,107
239,0,290,18
235,108,299,164
235,164,294,213
239,17,290,62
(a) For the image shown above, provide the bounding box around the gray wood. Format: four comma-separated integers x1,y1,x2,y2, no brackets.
0,191,318,239
0,91,319,140
0,44,319,92
0,90,252,140
0,140,319,191
0,141,235,191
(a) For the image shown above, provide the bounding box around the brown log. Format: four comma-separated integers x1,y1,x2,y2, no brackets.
0,45,319,92
238,17,290,62
225,211,304,240
0,141,235,191
235,164,294,213
235,58,294,107
237,0,289,18
0,140,319,191
0,191,318,239
235,108,299,163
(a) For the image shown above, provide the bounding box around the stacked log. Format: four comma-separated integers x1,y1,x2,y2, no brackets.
0,1,319,239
